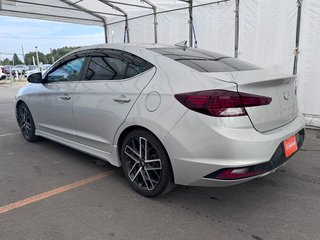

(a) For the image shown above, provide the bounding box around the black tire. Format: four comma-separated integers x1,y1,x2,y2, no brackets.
120,129,175,197
16,102,40,142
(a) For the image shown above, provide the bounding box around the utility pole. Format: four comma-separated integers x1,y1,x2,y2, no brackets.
50,48,55,63
35,46,40,70
21,46,25,63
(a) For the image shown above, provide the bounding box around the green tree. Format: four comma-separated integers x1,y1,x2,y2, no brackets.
24,52,36,65
1,58,12,65
22,46,82,66
51,46,81,62
13,53,22,65
24,52,47,65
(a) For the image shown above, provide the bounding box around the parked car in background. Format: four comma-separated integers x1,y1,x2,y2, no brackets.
16,44,305,197
24,65,52,78
12,65,29,75
4,65,12,74
41,64,52,74
24,66,39,78
0,66,6,80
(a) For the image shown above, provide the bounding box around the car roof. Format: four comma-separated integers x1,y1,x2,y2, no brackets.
68,43,173,55
54,43,176,64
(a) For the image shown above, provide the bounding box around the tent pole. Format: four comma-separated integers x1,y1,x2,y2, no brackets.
5,0,123,17
234,0,240,58
106,0,232,26
103,20,108,43
141,0,158,44
61,0,107,42
97,0,129,43
293,0,303,75
101,0,152,9
189,0,193,47
153,9,158,44
125,15,130,43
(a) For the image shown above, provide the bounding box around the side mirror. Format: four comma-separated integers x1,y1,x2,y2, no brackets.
27,72,43,83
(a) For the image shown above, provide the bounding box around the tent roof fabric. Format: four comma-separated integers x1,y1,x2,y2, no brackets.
0,0,228,26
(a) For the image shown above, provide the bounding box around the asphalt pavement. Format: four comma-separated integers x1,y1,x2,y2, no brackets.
0,86,319,240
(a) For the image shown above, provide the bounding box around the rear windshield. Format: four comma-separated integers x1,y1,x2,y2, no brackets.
149,47,260,72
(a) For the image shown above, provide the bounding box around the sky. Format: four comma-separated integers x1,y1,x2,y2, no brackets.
0,16,105,61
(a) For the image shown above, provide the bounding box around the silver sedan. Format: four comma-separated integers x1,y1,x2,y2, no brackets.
15,44,305,197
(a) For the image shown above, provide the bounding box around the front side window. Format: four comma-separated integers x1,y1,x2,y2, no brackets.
85,50,153,81
47,58,85,83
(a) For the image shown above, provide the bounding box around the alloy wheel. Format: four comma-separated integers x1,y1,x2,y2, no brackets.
17,104,33,140
16,103,39,142
124,136,162,191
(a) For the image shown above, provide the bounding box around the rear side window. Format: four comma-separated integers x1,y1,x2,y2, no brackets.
85,50,153,81
149,47,260,72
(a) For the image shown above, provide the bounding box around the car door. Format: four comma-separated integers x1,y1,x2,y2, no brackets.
73,49,155,153
33,55,87,141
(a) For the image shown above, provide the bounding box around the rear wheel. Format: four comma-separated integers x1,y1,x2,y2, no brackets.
16,102,39,142
120,129,175,197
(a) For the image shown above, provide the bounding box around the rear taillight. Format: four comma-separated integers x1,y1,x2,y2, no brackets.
174,89,272,117
1,67,4,73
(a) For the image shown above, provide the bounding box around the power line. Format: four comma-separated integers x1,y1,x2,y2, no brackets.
0,52,24,55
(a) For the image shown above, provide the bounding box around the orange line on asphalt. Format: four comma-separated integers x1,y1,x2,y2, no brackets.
0,171,113,214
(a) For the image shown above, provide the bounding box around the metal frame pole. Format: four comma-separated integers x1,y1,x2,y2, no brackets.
61,0,108,43
100,0,152,9
106,0,232,26
125,15,130,43
97,0,129,43
141,0,158,44
154,9,158,44
189,0,193,47
4,0,123,17
234,0,240,58
179,0,193,47
103,20,108,43
293,0,303,75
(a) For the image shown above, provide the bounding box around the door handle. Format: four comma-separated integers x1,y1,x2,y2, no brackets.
60,95,71,100
113,95,132,103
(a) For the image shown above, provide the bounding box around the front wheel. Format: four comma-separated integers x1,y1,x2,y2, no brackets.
120,129,175,197
16,102,39,142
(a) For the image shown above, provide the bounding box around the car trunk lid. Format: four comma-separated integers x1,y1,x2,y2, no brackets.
203,70,298,132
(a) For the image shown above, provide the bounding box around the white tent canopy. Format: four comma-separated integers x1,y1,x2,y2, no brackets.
1,0,319,127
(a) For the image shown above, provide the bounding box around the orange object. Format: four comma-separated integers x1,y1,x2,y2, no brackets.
0,171,113,215
284,135,298,158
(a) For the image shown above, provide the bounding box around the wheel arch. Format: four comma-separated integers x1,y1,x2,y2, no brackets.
117,125,162,158
16,99,25,108
15,100,26,115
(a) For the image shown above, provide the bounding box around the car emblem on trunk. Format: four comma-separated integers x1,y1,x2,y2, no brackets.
283,91,291,100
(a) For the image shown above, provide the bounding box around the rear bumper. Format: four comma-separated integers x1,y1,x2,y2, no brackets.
163,111,305,186
204,129,304,179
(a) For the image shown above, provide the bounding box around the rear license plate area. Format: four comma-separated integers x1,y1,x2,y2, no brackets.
283,135,298,158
